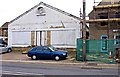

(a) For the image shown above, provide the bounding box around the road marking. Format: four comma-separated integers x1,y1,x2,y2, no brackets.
2,71,44,76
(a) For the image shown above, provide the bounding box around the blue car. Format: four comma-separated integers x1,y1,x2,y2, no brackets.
27,46,68,60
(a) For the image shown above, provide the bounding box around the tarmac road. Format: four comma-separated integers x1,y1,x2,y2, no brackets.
0,51,120,77
1,62,119,76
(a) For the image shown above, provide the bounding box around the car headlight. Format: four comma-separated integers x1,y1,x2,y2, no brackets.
63,53,66,55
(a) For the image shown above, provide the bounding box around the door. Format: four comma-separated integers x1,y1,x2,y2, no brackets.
42,46,52,59
41,31,46,46
34,31,45,46
0,44,7,53
36,46,44,59
100,35,108,52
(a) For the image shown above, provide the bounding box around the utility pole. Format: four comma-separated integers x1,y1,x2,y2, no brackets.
82,0,86,61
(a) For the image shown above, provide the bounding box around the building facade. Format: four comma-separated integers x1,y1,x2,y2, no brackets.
8,2,82,48
0,22,9,37
88,0,120,42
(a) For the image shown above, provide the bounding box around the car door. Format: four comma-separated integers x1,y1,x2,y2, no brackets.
35,47,44,59
0,44,3,53
42,46,53,59
0,44,7,53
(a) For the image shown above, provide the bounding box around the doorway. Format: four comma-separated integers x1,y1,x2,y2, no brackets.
100,35,108,52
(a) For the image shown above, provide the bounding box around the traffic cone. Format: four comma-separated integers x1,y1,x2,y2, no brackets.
109,51,112,58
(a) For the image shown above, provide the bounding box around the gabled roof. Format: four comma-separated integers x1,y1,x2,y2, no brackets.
10,2,80,24
1,22,9,28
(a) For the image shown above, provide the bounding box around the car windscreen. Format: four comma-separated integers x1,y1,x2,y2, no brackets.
49,45,57,50
48,47,54,51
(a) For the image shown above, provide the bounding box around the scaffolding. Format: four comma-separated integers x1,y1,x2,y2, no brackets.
88,0,120,40
76,0,120,63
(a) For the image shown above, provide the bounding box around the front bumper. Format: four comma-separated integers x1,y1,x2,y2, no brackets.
27,53,32,57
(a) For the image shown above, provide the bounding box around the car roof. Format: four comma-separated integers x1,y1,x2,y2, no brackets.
34,46,48,48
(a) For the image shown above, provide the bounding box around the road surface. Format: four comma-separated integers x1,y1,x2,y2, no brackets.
1,62,119,77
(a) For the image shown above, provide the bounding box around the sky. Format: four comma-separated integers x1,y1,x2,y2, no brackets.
0,0,102,26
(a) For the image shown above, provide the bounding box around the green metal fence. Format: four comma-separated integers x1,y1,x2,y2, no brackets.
76,39,117,63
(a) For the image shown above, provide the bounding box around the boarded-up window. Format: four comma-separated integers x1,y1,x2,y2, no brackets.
12,32,31,45
51,30,75,46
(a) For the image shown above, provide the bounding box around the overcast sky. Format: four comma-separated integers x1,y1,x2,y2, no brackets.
0,0,102,26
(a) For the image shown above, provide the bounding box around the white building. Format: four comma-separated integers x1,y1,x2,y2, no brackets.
8,2,82,48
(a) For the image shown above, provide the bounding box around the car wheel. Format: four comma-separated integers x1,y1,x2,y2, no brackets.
55,55,60,61
32,55,37,60
7,48,12,53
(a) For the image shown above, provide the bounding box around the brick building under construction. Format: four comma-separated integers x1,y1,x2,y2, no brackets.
88,0,120,44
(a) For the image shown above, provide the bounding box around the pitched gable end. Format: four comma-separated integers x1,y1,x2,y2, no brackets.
9,2,80,24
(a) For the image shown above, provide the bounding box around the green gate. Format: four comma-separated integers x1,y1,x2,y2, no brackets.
76,39,116,63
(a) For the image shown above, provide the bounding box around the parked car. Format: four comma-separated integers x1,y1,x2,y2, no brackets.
0,43,12,53
27,46,68,60
0,38,12,53
0,38,7,45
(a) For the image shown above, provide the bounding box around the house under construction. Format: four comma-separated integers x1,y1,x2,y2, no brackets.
76,0,120,63
88,0,120,44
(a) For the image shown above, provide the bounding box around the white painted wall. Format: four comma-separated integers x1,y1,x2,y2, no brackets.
8,3,82,48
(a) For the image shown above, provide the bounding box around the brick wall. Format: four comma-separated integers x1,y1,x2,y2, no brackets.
89,2,120,40
0,28,2,36
89,25,114,39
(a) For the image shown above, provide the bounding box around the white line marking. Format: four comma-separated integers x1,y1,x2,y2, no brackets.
2,71,44,76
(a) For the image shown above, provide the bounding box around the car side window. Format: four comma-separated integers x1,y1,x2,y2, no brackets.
36,47,42,51
42,47,50,51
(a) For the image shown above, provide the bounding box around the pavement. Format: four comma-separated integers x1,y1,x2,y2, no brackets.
0,51,119,69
